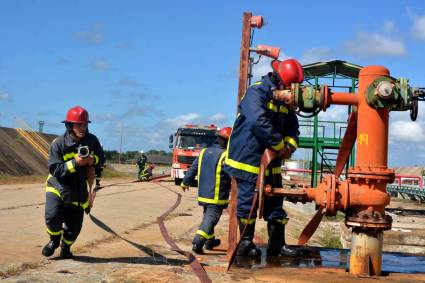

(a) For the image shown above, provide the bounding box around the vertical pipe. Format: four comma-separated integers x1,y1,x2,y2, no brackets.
355,66,390,168
237,12,252,106
350,66,390,276
312,77,319,187
350,228,383,276
228,11,252,259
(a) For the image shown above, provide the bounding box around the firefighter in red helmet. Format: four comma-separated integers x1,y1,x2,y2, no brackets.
42,106,105,259
224,59,303,257
180,127,232,254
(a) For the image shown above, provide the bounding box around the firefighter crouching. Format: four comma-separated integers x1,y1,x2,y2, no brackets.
139,163,155,181
223,59,304,257
180,127,232,254
42,106,105,259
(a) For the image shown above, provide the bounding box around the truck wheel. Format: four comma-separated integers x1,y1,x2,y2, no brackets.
174,178,182,186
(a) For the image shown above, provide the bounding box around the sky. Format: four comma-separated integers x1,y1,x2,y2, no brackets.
0,0,425,167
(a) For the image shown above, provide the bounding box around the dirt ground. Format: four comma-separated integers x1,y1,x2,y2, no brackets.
1,177,425,282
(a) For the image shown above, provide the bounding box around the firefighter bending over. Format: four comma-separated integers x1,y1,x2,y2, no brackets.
180,127,232,254
42,106,105,259
224,59,304,257
139,163,155,181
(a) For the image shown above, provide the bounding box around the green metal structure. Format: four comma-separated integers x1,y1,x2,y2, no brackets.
298,60,362,187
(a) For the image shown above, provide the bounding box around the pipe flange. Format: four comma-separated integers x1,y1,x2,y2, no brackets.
348,166,395,182
345,211,392,230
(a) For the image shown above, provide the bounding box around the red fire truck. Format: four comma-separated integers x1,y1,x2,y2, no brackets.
169,125,218,185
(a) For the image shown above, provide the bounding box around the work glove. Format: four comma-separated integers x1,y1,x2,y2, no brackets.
180,183,189,192
278,143,296,159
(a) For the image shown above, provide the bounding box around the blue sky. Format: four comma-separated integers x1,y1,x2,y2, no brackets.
0,1,425,166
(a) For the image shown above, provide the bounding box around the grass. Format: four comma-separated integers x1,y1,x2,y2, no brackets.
0,165,138,185
318,227,342,249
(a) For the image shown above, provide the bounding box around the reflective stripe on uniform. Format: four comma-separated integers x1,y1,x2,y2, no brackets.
265,167,282,176
225,157,259,175
63,152,75,161
66,160,76,173
240,218,256,225
93,154,99,165
267,101,278,112
271,139,284,151
46,226,62,236
46,186,61,198
213,151,226,201
71,199,90,210
197,148,206,186
277,218,289,225
284,136,298,149
279,106,288,114
196,229,215,240
62,237,74,246
197,197,229,205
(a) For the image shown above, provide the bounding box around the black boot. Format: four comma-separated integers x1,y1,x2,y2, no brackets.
41,236,60,257
192,234,206,255
267,219,300,257
237,218,261,257
60,243,73,259
205,238,221,250
266,219,284,256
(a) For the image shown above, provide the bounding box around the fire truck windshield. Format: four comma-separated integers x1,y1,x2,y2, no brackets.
176,134,216,149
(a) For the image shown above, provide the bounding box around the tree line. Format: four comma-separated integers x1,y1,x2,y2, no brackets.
104,150,171,163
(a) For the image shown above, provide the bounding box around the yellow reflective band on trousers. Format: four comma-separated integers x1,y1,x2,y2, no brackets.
277,218,289,225
71,199,90,210
63,152,76,161
197,197,229,205
196,229,214,240
197,148,206,186
284,136,298,149
265,167,282,176
46,226,62,236
240,218,256,225
66,160,76,173
46,186,61,198
279,106,289,114
271,139,284,151
62,237,74,245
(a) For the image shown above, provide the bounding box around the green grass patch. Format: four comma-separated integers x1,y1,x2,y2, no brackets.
318,227,342,248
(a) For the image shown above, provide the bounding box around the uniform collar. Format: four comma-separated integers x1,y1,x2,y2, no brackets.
261,73,278,91
64,131,78,147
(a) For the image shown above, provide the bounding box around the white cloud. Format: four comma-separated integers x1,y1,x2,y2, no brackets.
74,22,104,44
163,113,201,128
301,47,334,65
90,58,111,71
0,92,10,101
344,31,406,57
411,13,425,40
382,20,395,33
390,120,425,142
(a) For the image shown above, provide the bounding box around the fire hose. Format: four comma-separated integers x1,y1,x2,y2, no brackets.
153,178,212,283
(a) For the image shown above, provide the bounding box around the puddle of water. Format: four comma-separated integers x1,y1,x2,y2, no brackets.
234,246,425,274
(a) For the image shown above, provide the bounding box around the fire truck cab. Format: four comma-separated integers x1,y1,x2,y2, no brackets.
169,125,218,185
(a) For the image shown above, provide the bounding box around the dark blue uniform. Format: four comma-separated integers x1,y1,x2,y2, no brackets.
182,143,230,250
45,131,105,248
224,73,299,222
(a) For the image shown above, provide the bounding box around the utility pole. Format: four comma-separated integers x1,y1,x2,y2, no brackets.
118,123,123,164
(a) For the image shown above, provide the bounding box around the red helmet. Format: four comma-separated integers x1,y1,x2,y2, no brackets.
218,127,232,140
63,106,91,123
271,59,304,87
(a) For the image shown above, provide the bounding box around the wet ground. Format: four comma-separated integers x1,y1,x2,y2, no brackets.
234,246,425,274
